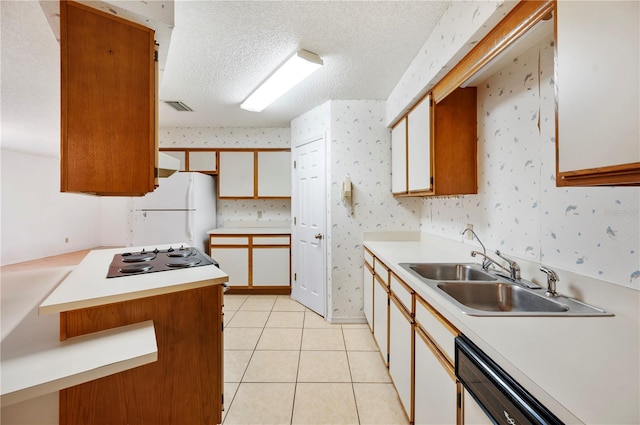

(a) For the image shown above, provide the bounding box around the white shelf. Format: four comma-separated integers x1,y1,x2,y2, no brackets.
1,321,157,407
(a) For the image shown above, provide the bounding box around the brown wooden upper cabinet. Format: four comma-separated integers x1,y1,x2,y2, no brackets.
391,88,477,197
555,1,640,186
60,1,157,196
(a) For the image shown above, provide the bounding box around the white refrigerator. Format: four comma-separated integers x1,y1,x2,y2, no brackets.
131,172,216,253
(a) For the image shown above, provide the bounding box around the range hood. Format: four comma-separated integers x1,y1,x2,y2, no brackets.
157,152,180,178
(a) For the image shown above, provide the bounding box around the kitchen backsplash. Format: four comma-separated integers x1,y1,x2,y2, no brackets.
422,34,640,290
159,127,292,226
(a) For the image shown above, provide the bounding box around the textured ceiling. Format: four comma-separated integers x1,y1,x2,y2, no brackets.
1,1,450,156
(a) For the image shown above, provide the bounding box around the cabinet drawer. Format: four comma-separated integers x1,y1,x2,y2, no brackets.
209,236,249,246
373,258,390,286
252,236,290,246
390,272,413,314
364,248,374,269
415,295,459,364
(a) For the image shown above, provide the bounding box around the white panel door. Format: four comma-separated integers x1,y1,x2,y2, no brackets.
258,151,291,197
292,135,326,316
373,277,388,365
407,94,432,192
363,263,374,329
219,151,254,197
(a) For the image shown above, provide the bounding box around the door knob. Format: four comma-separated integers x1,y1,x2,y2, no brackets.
315,233,323,240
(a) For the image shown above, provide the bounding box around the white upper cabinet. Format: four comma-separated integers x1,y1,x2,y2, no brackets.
218,150,291,198
391,118,407,194
219,151,254,197
257,151,291,197
556,1,640,185
407,94,432,192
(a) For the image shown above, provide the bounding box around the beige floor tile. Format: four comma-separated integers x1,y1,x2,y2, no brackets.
304,311,340,328
347,351,391,383
239,295,277,311
353,383,409,425
226,311,270,328
292,383,359,425
224,327,263,350
223,294,248,311
224,350,253,382
273,295,307,311
342,323,370,329
257,328,303,351
343,327,379,351
298,351,351,383
266,311,305,328
223,309,237,328
301,328,346,351
222,381,239,423
223,382,295,425
243,350,300,382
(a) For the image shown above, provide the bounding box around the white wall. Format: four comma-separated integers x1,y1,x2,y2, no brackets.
0,150,102,265
422,35,640,290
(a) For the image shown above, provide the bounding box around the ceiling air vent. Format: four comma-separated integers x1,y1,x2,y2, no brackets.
164,101,193,111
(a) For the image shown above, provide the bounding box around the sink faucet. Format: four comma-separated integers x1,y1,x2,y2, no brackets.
461,228,490,269
540,266,559,297
470,250,511,274
495,250,521,280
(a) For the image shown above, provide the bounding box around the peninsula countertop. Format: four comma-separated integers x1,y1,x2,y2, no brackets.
39,244,228,315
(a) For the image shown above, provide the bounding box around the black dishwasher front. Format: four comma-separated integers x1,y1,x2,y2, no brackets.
455,335,564,425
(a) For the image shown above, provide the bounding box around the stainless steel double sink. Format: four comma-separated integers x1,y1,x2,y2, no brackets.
399,263,612,317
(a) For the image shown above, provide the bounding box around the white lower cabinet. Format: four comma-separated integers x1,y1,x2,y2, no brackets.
210,247,249,287
252,247,290,286
210,234,291,292
414,325,458,425
389,294,413,421
363,254,374,329
372,275,389,365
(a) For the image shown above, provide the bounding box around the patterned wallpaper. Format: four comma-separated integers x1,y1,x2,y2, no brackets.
386,0,517,126
292,101,422,321
159,127,292,226
422,34,640,290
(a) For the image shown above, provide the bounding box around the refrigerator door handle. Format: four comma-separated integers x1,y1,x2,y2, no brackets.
186,175,194,240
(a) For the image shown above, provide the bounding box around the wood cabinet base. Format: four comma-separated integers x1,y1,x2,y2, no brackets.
59,285,223,425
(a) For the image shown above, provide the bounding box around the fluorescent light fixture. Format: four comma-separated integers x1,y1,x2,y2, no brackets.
241,49,323,112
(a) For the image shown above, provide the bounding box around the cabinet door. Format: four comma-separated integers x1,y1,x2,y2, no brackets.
162,151,186,171
189,151,218,173
389,295,413,420
257,151,291,197
209,247,249,287
556,1,640,185
363,258,374,329
407,94,432,192
252,247,290,286
414,326,458,425
391,118,408,194
373,276,389,365
61,1,156,196
218,151,254,198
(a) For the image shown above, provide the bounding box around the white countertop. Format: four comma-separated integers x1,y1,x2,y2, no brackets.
208,227,291,235
364,234,640,424
39,244,228,315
